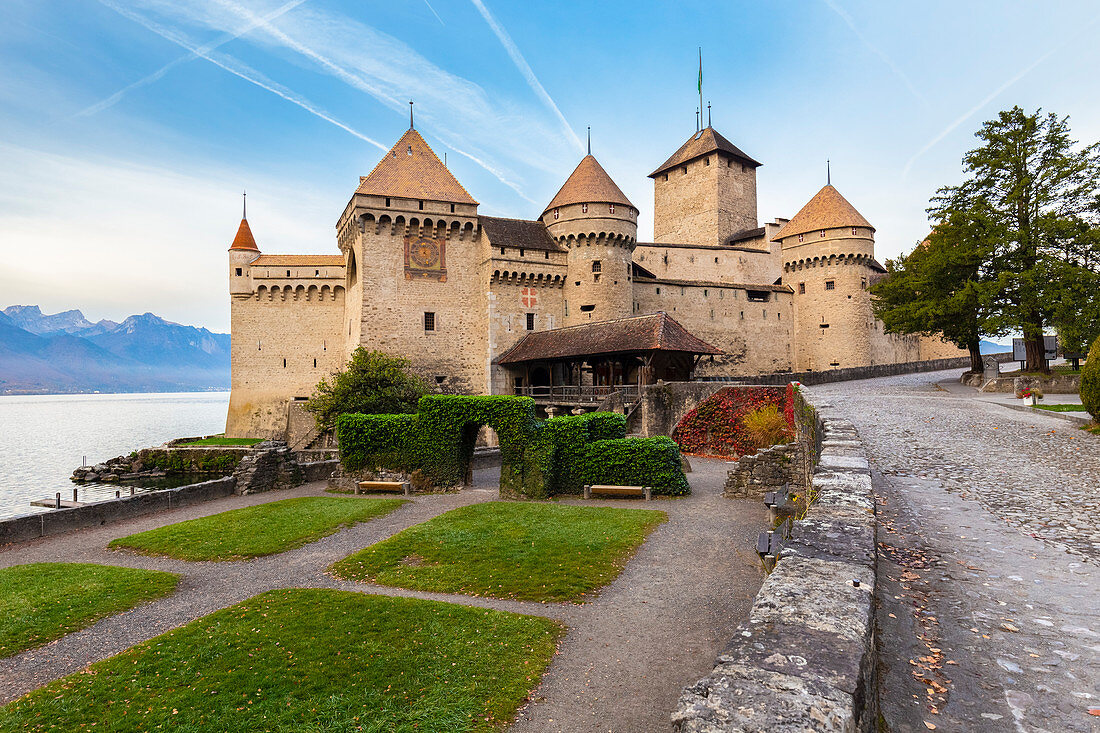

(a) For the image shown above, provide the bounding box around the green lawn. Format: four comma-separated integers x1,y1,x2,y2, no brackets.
0,563,178,658
0,589,562,733
110,496,405,561
1034,403,1088,412
176,435,263,446
331,501,666,602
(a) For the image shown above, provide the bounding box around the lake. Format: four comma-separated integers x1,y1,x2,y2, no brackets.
0,392,230,520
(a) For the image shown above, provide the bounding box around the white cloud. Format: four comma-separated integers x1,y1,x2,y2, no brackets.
110,0,576,195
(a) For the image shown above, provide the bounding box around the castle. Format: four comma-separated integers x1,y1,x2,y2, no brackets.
225,119,960,438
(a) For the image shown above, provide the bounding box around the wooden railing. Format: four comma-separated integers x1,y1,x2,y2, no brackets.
512,384,641,404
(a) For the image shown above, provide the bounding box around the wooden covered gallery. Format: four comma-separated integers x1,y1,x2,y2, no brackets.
494,312,722,405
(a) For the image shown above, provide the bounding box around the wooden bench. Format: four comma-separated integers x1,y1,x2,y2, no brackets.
583,484,652,501
356,480,412,496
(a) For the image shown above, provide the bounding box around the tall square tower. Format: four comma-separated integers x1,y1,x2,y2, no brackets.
650,127,761,245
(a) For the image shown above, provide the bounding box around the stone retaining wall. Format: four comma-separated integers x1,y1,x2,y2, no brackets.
723,442,807,499
673,388,878,732
0,477,236,546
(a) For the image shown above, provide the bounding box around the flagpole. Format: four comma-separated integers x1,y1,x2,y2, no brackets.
698,48,703,130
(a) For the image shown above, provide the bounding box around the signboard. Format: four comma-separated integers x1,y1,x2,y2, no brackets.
1011,335,1057,361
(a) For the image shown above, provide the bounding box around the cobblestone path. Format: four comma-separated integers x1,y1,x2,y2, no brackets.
812,371,1100,732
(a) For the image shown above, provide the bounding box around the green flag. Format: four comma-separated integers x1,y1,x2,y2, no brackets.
697,49,702,93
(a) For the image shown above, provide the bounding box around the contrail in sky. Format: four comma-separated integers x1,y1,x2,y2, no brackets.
900,12,1100,180
79,0,310,117
207,0,538,197
820,0,926,106
97,0,387,151
468,0,584,153
422,0,445,26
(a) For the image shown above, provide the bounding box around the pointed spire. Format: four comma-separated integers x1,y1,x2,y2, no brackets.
695,108,700,132
707,102,711,128
827,159,831,185
770,183,874,242
229,192,260,252
544,154,634,214
409,100,414,129
357,128,477,204
587,126,591,155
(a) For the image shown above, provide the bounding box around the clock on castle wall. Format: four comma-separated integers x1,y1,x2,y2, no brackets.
403,233,447,282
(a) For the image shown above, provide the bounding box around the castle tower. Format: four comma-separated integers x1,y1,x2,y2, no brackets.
649,126,761,245
540,154,637,326
773,184,877,371
335,122,487,393
228,194,260,295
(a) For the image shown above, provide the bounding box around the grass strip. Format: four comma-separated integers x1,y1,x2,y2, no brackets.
0,563,178,658
177,436,263,446
1033,404,1088,412
331,501,666,602
110,496,405,561
0,589,562,732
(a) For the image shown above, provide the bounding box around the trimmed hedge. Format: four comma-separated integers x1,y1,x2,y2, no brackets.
582,436,691,497
335,399,630,499
1082,335,1100,421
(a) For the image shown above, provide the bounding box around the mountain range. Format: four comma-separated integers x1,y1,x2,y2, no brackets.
0,306,229,395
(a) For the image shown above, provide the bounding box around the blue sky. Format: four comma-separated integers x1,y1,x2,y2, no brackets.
2,0,1098,332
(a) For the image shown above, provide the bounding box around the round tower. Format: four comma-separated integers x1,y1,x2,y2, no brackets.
541,155,637,326
229,193,260,296
774,184,878,371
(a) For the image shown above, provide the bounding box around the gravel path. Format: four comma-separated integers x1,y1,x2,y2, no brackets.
811,371,1100,732
0,459,766,731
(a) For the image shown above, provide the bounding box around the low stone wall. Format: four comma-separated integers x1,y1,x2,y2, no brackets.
723,442,807,499
979,373,1081,394
702,354,980,388
673,390,878,732
0,477,236,546
299,459,341,484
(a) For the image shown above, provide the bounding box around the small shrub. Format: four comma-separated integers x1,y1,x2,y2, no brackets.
741,405,794,449
582,437,690,496
1081,335,1100,420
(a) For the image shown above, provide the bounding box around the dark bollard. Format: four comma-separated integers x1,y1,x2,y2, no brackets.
55,492,61,509
130,487,135,496
115,490,120,499
73,488,79,503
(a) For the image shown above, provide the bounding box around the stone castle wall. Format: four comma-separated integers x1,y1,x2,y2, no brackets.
349,215,488,394
226,281,346,438
633,281,793,375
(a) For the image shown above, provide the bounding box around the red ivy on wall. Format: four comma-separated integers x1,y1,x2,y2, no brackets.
672,385,795,458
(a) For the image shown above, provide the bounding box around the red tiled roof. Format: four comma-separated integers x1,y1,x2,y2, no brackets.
251,255,346,266
771,185,874,241
229,218,259,252
543,155,634,214
357,128,478,205
495,312,722,364
649,127,761,178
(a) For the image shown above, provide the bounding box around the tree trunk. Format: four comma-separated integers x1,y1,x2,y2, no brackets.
1023,333,1049,373
968,339,984,374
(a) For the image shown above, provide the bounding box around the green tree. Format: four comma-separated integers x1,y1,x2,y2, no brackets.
931,106,1100,372
1048,218,1100,358
304,348,429,433
871,197,1001,374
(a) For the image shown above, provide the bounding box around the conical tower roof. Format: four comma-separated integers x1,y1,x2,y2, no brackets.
229,218,259,252
544,155,634,214
771,184,874,242
649,126,761,178
357,128,477,205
